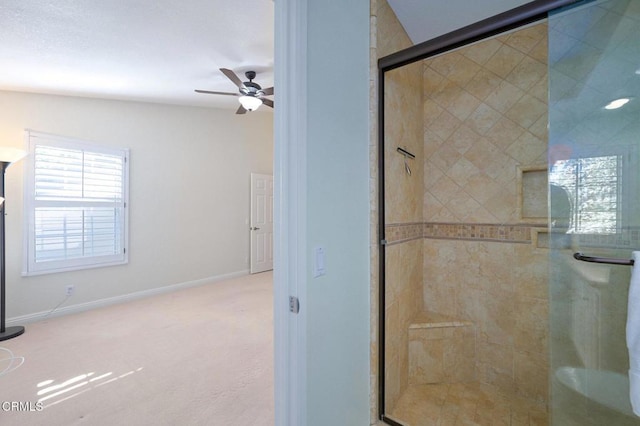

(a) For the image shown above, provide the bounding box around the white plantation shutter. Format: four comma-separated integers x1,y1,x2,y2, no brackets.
24,131,129,275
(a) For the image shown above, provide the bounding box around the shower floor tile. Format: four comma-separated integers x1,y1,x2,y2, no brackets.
388,382,548,425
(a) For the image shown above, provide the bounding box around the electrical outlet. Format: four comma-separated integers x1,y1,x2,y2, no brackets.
65,285,75,296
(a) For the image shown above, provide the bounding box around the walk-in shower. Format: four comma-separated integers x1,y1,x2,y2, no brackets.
377,0,640,424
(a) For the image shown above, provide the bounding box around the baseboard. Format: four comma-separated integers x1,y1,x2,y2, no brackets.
7,269,251,326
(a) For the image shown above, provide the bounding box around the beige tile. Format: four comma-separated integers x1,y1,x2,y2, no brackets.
423,198,446,223
513,322,548,355
464,204,498,223
449,125,481,155
506,131,546,165
448,55,482,87
528,75,548,103
432,78,463,109
528,114,548,140
429,52,463,78
465,68,503,101
465,103,503,135
447,90,482,122
424,160,445,186
514,351,548,403
444,328,476,382
514,297,548,354
423,279,456,316
485,80,525,114
529,37,548,65
448,157,481,187
424,66,446,93
504,24,547,55
485,44,526,79
424,128,445,158
462,38,503,66
480,291,516,346
445,190,485,222
431,205,458,222
505,94,547,130
409,338,445,384
424,98,446,128
478,341,513,374
463,137,500,171
528,406,549,425
455,287,484,323
517,273,548,301
385,353,401,410
411,326,455,340
430,109,463,141
385,301,401,348
389,375,549,426
432,142,464,174
486,117,526,151
490,204,519,224
506,56,547,92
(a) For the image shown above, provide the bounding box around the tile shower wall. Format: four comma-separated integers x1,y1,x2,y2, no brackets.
377,0,425,412
422,23,551,404
423,24,548,224
423,240,549,402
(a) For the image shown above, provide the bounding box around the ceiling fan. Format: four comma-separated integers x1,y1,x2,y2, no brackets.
195,68,274,114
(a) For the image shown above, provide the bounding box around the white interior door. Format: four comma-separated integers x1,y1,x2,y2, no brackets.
250,173,273,274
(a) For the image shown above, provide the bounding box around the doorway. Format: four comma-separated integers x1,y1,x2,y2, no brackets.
250,173,274,274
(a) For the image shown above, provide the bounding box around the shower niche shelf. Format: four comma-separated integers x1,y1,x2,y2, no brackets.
517,165,548,224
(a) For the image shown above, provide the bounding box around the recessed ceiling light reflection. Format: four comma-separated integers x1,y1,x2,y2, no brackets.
604,98,631,110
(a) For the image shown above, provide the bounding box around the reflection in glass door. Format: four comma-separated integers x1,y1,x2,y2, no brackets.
548,0,640,424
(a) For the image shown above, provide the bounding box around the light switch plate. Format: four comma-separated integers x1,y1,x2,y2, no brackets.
314,246,326,278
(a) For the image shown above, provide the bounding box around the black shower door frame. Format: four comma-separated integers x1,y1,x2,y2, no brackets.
376,0,584,423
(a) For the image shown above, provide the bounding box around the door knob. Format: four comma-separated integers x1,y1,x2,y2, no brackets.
251,226,261,231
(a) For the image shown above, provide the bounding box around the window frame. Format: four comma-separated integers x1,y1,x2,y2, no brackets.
549,143,635,236
22,130,130,276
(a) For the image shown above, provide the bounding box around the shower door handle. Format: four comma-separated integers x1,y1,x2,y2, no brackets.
573,252,634,266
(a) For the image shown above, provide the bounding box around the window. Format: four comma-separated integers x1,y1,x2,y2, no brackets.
23,131,129,275
549,148,628,235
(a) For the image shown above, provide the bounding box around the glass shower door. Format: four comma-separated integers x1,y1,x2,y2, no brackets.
548,0,640,424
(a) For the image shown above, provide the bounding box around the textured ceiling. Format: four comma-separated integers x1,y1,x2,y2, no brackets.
6,0,631,116
0,0,274,110
0,1,542,112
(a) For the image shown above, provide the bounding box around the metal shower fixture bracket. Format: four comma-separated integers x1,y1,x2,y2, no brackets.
397,147,415,176
396,147,415,159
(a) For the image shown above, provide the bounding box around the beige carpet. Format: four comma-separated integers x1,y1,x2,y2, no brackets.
0,272,274,426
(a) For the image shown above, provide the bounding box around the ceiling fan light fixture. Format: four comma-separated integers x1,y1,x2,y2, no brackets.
239,95,262,111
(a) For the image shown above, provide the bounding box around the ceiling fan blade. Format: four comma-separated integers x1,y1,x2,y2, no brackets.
261,87,274,96
220,68,246,89
194,89,238,96
261,98,274,108
236,104,247,115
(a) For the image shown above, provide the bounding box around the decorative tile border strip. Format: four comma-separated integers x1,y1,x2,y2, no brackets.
385,222,640,249
384,222,547,246
423,222,541,244
385,222,423,245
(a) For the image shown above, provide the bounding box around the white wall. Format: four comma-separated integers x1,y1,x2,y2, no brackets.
305,0,371,424
387,0,531,44
0,90,273,319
